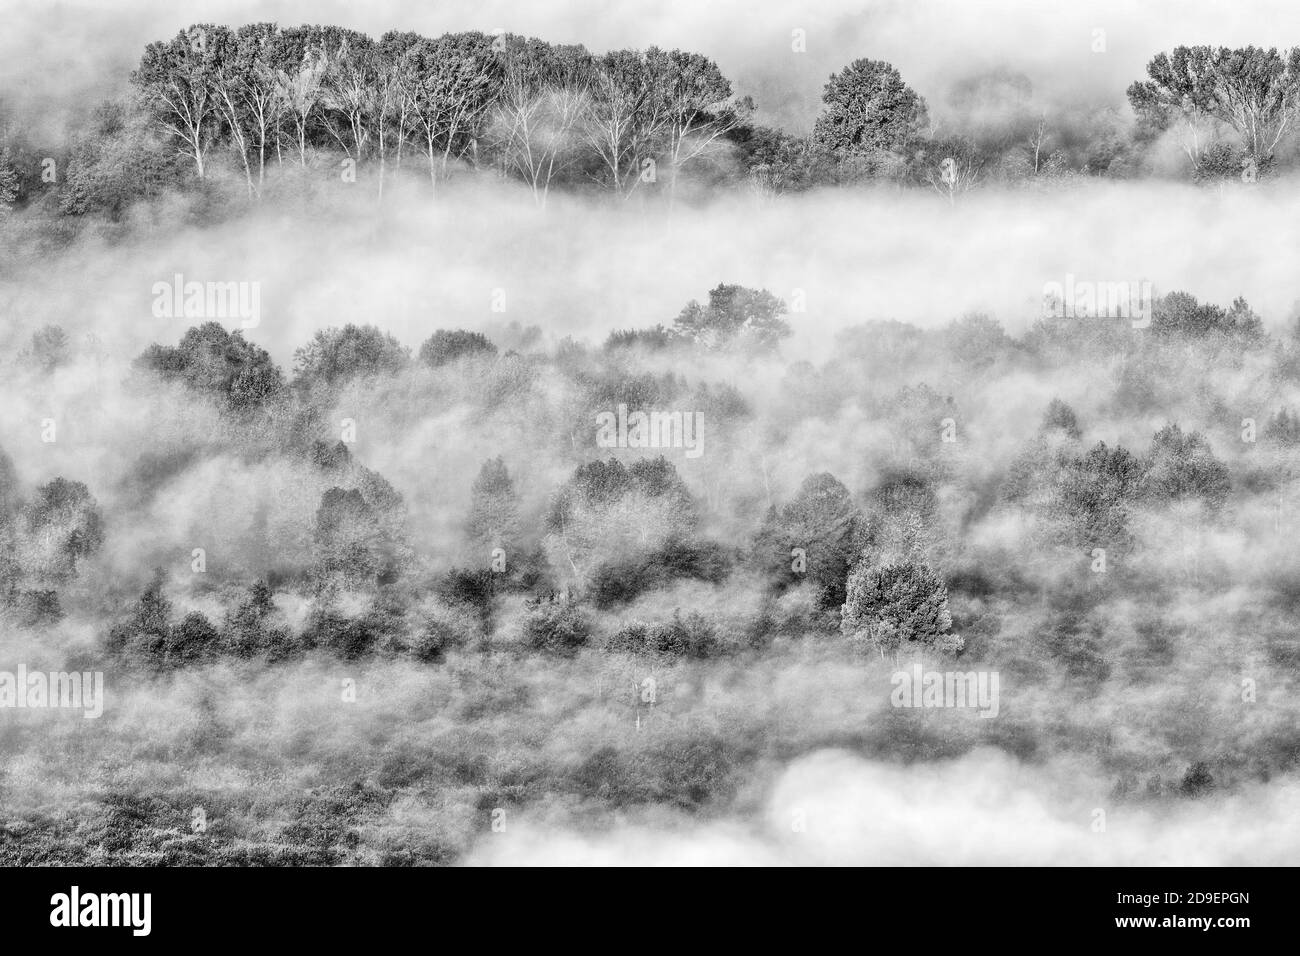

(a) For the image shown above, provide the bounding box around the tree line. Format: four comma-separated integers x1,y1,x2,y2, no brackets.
5,29,1300,220
8,280,1296,668
128,23,746,204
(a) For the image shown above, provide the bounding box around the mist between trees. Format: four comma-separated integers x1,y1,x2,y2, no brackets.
2,19,1300,868
2,269,1299,863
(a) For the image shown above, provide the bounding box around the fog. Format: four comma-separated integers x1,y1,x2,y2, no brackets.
6,174,1300,365
1,0,1298,868
469,749,1300,865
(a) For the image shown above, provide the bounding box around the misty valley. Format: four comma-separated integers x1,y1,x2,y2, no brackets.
0,6,1297,873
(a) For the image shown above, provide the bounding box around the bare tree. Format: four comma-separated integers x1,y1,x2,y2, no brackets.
925,137,987,203
1027,114,1048,174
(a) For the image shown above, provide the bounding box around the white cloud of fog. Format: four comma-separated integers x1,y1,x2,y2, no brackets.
7,174,1300,372
466,747,1300,865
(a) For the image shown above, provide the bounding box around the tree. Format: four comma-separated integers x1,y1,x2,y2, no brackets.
293,324,410,388
1127,46,1300,167
211,22,286,198
1041,399,1082,441
840,561,959,659
545,457,696,585
1142,424,1230,512
319,29,380,163
812,58,928,171
1026,114,1050,175
867,466,938,565
22,478,104,585
1059,441,1145,551
490,38,593,206
1264,408,1300,532
737,124,826,196
134,322,283,410
1151,291,1264,342
418,329,497,367
671,284,791,352
645,47,747,201
0,445,19,523
374,30,423,196
1193,140,1248,184
27,325,71,373
608,610,719,658
60,101,183,216
0,148,19,215
522,595,591,652
167,611,221,666
269,26,328,166
132,25,223,179
922,135,987,201
1142,424,1230,583
885,384,958,462
467,456,520,552
313,487,387,590
0,446,22,602
1180,761,1215,797
222,580,290,658
106,570,172,662
584,49,670,197
944,312,1012,372
408,32,500,190
762,472,863,608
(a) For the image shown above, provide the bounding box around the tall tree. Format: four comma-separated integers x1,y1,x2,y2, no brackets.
210,23,283,199
269,26,327,166
408,32,500,190
767,472,863,608
374,30,423,197
491,38,593,206
671,284,791,352
319,29,380,162
545,457,696,585
1128,46,1300,167
292,324,410,389
21,478,105,586
132,25,224,178
584,50,670,197
1141,424,1230,582
812,58,929,170
0,148,19,215
468,456,520,553
645,47,746,201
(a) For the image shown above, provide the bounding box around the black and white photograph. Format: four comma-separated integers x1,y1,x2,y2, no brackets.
0,0,1291,921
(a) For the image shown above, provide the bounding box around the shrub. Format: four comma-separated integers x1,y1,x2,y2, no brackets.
412,603,480,662
607,611,721,659
1180,761,1215,797
522,597,591,652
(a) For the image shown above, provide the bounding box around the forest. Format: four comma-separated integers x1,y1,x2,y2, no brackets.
0,15,1298,866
